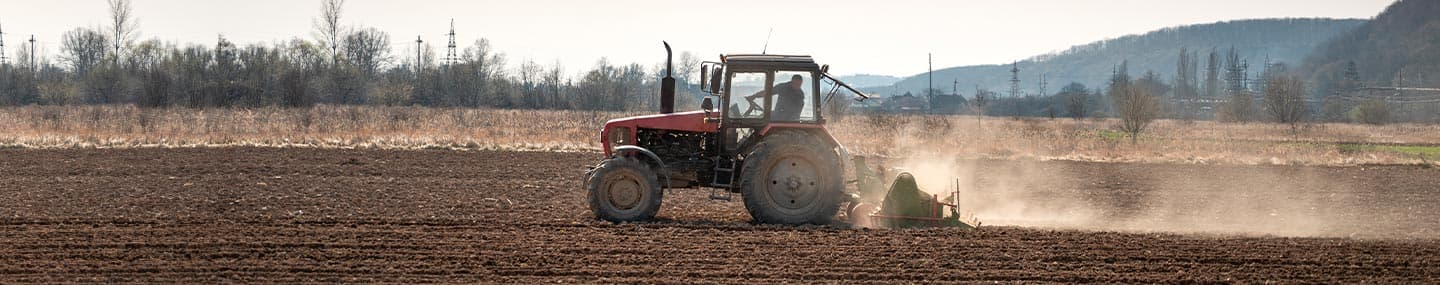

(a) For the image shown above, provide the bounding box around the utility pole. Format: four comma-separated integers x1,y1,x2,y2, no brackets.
928,53,933,110
415,36,424,74
445,19,458,65
29,35,36,72
1397,67,1405,99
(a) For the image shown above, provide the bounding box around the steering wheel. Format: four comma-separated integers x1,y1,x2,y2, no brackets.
743,96,762,117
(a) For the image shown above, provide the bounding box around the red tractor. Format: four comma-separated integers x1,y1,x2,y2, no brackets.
584,43,870,225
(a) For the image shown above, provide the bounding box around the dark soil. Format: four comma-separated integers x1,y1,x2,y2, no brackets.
0,148,1436,283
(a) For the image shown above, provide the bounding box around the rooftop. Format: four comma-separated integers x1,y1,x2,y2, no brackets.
723,54,820,70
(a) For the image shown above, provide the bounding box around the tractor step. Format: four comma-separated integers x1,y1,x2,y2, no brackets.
708,189,733,201
710,157,738,187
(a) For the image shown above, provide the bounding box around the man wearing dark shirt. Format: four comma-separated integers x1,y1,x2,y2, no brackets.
746,74,806,121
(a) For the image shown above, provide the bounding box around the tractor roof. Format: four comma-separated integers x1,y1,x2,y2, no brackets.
724,54,820,70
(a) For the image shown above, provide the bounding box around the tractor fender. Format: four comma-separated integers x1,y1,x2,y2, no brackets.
758,124,840,149
613,145,672,190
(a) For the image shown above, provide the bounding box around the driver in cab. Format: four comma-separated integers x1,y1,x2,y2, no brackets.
745,74,805,121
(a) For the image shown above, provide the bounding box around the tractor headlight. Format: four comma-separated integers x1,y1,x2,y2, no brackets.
609,127,631,151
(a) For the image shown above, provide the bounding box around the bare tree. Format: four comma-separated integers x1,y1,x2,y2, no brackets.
1059,82,1088,120
60,28,108,77
107,0,138,61
518,59,543,108
676,51,699,85
343,27,391,77
1112,77,1160,144
1263,75,1307,134
313,0,346,65
1220,91,1255,122
544,60,565,108
1114,89,1159,143
1204,48,1221,97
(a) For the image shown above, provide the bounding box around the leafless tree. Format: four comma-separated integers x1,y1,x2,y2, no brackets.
313,0,346,65
1204,49,1221,98
676,51,699,85
1219,91,1254,122
1112,80,1160,144
343,27,391,77
61,28,108,77
107,0,138,61
544,60,565,108
1067,92,1088,120
518,59,542,107
1263,75,1307,134
1059,82,1089,120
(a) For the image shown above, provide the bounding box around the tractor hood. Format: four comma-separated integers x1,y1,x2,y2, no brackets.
601,110,719,156
603,110,718,133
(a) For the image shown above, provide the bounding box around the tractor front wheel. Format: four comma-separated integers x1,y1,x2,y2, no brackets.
586,157,663,223
740,131,843,225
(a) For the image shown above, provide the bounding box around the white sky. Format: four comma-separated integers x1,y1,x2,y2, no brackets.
0,0,1395,77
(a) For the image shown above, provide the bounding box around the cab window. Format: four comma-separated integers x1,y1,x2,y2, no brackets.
727,72,771,119
774,71,816,122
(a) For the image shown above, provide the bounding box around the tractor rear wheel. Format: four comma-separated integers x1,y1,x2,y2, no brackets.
586,157,663,223
740,131,843,225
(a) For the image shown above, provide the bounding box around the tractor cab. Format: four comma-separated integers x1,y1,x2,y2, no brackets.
704,54,824,125
697,55,835,164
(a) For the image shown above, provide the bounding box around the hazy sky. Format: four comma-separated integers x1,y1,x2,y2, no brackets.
0,0,1395,77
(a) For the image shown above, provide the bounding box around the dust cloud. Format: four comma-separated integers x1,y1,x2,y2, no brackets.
861,118,1372,238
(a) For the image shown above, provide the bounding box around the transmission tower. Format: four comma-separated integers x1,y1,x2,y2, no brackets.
1225,52,1248,96
0,20,8,66
1008,61,1021,98
952,78,958,96
445,19,458,65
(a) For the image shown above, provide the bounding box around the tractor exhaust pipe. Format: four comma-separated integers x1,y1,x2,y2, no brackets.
661,41,676,114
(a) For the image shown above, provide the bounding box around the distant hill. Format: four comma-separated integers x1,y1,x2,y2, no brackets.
1302,0,1440,89
871,18,1365,97
835,74,902,88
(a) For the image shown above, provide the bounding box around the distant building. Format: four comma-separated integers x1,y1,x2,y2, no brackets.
882,93,927,113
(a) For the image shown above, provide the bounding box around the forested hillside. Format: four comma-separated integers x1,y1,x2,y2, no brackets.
874,19,1364,98
1303,0,1440,90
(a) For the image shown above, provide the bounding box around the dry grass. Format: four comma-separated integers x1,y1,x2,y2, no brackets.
0,105,635,152
2,105,1436,165
830,115,1440,166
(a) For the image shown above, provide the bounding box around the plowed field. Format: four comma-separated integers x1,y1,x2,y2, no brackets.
1,148,1437,283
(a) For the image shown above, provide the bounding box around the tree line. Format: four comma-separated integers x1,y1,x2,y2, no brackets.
0,0,702,111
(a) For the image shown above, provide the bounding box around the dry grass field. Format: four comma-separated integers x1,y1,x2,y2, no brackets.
1,105,1437,166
